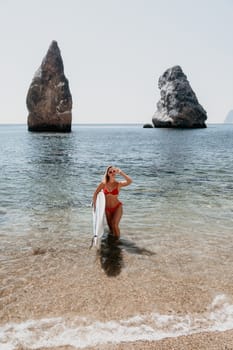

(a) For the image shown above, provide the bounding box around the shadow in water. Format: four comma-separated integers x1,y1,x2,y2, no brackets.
99,234,123,277
119,238,155,256
99,233,155,277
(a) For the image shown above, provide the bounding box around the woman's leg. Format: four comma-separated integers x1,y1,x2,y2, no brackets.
112,205,123,237
105,211,113,233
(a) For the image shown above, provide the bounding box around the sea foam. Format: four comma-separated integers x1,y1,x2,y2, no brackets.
1,294,233,349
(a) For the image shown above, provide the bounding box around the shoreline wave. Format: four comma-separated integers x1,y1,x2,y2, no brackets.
1,295,233,350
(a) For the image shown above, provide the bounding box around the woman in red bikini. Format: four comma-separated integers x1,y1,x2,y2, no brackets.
93,166,132,238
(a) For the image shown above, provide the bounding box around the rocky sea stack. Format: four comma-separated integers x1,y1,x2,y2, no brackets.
152,66,207,128
27,41,72,132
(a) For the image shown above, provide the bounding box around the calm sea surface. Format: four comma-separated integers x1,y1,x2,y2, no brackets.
0,124,232,238
1,124,233,349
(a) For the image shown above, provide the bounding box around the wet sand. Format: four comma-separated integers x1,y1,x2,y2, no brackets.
1,233,233,349
34,330,233,350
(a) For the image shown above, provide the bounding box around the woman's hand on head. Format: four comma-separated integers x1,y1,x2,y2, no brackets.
114,167,122,174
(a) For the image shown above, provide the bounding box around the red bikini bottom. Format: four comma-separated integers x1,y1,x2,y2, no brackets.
105,202,122,214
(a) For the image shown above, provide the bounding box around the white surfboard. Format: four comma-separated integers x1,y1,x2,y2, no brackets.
92,191,105,247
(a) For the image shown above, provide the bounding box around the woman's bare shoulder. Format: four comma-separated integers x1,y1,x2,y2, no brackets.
96,182,105,190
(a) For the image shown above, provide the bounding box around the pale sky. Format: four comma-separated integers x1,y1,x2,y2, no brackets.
0,0,232,124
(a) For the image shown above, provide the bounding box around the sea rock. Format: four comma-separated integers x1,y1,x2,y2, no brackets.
27,41,72,132
152,66,207,128
224,110,233,123
143,123,153,128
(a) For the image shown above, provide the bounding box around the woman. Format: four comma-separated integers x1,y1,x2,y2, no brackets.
93,166,132,238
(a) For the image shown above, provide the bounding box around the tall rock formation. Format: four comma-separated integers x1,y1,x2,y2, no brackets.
152,66,207,128
27,41,72,132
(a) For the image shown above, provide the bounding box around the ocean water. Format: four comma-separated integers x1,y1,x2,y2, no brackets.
1,123,233,349
1,124,232,238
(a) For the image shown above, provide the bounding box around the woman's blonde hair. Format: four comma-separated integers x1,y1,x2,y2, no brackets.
103,165,113,183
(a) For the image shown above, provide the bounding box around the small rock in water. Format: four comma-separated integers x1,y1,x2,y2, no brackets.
143,123,153,128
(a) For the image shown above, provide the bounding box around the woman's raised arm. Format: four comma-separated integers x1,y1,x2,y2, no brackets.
116,168,132,187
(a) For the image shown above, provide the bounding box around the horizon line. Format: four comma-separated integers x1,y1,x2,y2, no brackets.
0,122,226,126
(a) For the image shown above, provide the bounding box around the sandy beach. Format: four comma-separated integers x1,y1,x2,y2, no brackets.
1,232,233,349
2,234,233,323
34,330,233,349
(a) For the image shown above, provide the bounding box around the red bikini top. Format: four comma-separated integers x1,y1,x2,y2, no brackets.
103,186,119,195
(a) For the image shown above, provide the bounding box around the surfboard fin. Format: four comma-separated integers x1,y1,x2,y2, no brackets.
89,235,98,249
93,236,98,246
